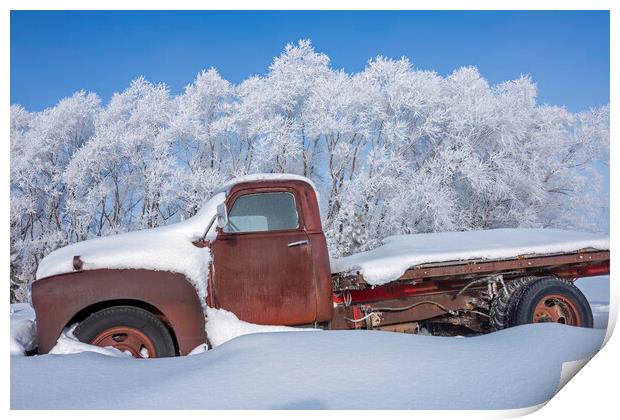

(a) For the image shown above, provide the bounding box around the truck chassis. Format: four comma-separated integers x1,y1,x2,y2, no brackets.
329,250,609,334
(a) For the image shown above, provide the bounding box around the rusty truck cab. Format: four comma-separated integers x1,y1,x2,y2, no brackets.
208,179,333,326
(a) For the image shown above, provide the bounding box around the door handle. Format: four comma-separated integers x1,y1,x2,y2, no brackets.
288,240,309,247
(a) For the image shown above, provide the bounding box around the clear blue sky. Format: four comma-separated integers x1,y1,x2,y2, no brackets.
11,10,609,113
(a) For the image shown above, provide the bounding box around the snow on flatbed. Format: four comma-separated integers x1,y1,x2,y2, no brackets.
331,228,609,285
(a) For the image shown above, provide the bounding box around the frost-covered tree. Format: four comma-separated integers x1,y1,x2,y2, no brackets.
169,69,232,218
9,40,609,301
10,92,101,300
63,77,176,235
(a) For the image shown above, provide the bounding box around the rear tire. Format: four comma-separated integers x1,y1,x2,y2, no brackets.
509,278,593,328
489,277,534,330
74,305,176,358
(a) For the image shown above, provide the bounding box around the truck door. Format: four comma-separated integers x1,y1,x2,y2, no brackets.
210,188,319,325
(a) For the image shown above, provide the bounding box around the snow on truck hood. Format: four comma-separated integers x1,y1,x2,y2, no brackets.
35,192,226,303
330,228,610,286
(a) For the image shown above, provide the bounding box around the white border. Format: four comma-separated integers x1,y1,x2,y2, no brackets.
1,0,617,10
2,1,616,419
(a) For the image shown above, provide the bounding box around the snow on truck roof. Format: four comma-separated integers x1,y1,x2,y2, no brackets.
216,173,318,195
330,228,610,285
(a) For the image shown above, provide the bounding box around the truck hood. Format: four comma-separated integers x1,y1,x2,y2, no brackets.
35,192,226,302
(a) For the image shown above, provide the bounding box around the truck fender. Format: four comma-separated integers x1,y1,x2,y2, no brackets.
32,269,206,355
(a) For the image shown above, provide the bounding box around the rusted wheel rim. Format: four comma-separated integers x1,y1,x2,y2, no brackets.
91,326,156,358
532,294,581,326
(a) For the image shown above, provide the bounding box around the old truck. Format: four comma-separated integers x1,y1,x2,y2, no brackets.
31,174,610,358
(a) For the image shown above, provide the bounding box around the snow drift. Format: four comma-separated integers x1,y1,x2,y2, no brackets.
10,323,606,409
331,228,610,285
205,307,314,347
49,327,132,358
10,303,36,356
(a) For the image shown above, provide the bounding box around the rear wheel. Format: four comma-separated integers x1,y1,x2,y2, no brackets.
489,277,534,330
509,278,593,328
73,306,176,358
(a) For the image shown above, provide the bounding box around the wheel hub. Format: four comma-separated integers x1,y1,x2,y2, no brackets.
90,326,156,358
533,294,581,326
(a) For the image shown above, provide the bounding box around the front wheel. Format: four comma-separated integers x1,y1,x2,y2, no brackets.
73,305,176,358
509,278,593,328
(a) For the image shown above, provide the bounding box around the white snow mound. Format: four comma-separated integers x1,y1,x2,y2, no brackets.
206,307,315,347
10,323,606,409
49,327,131,358
10,303,37,356
331,228,609,285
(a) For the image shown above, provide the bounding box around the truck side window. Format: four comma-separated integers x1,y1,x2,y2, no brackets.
224,192,299,233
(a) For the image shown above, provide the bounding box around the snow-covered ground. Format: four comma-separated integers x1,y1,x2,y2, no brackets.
10,276,610,409
10,303,36,356
10,324,606,410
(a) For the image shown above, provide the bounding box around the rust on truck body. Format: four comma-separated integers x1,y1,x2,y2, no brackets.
209,180,332,325
32,269,206,355
329,292,479,330
397,250,610,282
332,250,610,290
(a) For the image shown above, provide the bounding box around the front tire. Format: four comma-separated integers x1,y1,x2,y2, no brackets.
74,305,176,358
